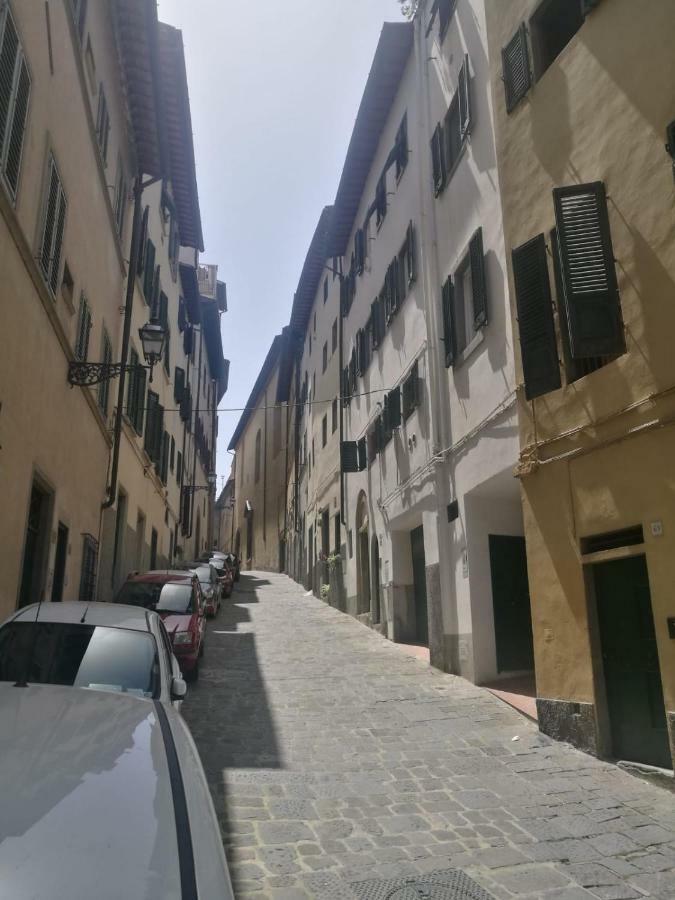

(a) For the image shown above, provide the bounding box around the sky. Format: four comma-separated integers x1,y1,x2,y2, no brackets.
156,0,402,492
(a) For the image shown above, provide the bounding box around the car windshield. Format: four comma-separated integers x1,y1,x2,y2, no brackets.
0,622,159,697
115,581,193,614
193,566,212,586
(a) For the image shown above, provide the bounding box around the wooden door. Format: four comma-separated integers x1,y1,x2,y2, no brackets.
489,535,534,672
410,526,428,645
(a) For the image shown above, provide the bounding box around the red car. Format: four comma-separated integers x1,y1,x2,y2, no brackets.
209,557,233,599
114,571,206,681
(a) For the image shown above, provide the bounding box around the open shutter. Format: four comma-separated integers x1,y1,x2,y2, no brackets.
406,222,416,285
470,227,488,328
458,54,471,139
144,391,158,456
357,438,367,471
137,206,149,275
0,11,19,159
370,299,381,349
387,386,401,430
356,328,367,376
502,24,531,113
341,441,360,473
431,124,445,195
151,265,161,318
553,182,623,359
355,228,365,275
341,366,350,406
143,240,155,301
177,297,186,332
134,365,146,435
49,184,67,295
174,366,185,404
512,235,561,401
183,324,193,356
442,276,455,367
160,431,169,483
4,57,30,196
40,159,59,279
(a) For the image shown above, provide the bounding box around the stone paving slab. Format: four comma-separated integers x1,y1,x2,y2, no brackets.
183,572,675,899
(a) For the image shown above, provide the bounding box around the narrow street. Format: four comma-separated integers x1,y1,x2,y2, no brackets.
183,573,675,900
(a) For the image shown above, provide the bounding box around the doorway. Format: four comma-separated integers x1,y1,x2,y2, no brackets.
307,524,313,588
371,536,381,624
356,493,370,615
489,535,534,672
19,480,52,608
410,526,428,645
594,556,670,769
51,523,69,603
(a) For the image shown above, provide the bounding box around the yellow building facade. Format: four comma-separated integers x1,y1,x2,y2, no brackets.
485,0,675,768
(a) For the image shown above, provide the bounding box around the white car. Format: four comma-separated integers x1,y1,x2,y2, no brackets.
0,601,187,709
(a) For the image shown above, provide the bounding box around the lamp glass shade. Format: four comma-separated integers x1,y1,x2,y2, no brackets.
207,472,217,487
139,320,166,364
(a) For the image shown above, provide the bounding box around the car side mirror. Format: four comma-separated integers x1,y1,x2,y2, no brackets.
171,677,188,700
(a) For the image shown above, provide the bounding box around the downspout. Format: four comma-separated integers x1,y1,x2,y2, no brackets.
338,264,345,527
189,324,203,538
102,173,144,510
263,386,268,543
207,377,217,549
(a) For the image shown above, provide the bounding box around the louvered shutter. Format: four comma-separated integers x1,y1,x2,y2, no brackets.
158,291,168,329
502,24,531,113
553,182,623,359
4,57,30,196
341,366,350,406
183,324,193,355
470,227,488,328
137,206,149,275
387,386,401,430
458,54,471,139
406,222,416,285
512,235,561,401
143,240,155,301
431,124,445,195
160,431,169,483
355,228,365,275
349,349,357,395
356,328,367,376
174,366,185,404
49,184,67,295
341,441,359,473
144,391,158,456
154,404,164,466
134,365,146,435
370,299,380,349
357,438,367,471
442,276,455,367
151,265,161,318
0,11,19,158
177,297,186,332
40,159,59,279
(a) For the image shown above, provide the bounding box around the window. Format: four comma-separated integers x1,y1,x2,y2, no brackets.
0,7,31,199
375,173,387,227
84,36,96,92
176,450,182,485
144,390,162,462
95,84,110,163
126,348,146,435
98,329,112,415
113,157,126,237
322,415,327,448
332,398,337,434
158,292,169,376
355,228,365,275
395,114,408,180
430,124,446,196
61,263,74,307
39,154,67,296
74,293,91,361
402,360,420,420
69,0,87,42
530,0,584,80
78,534,98,602
323,278,328,303
442,228,487,365
332,319,338,353
254,429,261,483
502,24,531,112
322,342,328,373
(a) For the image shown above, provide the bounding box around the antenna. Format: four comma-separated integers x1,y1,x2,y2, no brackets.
80,602,91,624
14,591,46,688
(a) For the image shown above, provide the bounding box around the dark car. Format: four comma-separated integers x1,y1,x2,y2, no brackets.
114,572,205,681
208,557,233,599
223,553,241,582
177,562,221,617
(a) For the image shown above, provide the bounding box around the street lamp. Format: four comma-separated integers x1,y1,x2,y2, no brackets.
183,473,217,494
67,318,167,387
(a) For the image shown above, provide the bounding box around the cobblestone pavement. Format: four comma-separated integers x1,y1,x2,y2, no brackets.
183,572,675,900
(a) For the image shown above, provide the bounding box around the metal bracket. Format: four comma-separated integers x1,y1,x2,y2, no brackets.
67,361,148,387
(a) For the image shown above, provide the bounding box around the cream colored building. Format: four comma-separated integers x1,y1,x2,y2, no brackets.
229,333,289,571
0,0,163,616
486,0,675,768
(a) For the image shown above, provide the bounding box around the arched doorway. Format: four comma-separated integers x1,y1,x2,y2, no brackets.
371,535,381,624
356,492,370,615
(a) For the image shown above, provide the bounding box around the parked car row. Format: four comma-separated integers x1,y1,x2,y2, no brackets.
0,551,240,898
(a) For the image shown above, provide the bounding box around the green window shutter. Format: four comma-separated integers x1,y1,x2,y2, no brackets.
431,123,446,195
402,361,420,419
442,276,455,367
355,228,365,275
134,365,146,435
159,291,168,328
341,366,350,406
395,114,408,179
512,234,561,400
0,11,20,159
406,222,416,285
367,424,377,464
341,441,360,473
49,184,67,295
160,431,169,483
355,328,366,376
4,57,30,196
458,54,471,139
470,227,488,328
502,24,531,113
581,0,601,15
387,386,401,430
357,438,367,471
183,324,193,356
553,181,623,359
127,348,139,424
174,366,185,404
150,265,161,318
137,206,149,275
143,240,155,301
144,390,158,456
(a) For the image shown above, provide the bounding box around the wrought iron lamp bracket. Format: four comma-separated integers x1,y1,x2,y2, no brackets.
67,361,149,388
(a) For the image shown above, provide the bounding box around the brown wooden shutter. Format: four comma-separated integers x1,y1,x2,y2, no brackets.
470,227,488,328
553,182,623,359
442,276,455,367
502,24,531,113
512,234,561,400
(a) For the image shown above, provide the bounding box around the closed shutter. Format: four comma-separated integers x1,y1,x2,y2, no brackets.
75,293,91,360
431,123,445,195
151,265,161,318
144,391,158,456
134,365,146,435
40,156,67,294
341,441,360,473
143,240,155,301
137,205,149,275
458,54,471,139
470,227,488,328
4,57,30,196
502,24,531,113
0,10,20,159
174,366,185,404
183,324,193,356
160,431,169,483
406,221,416,285
441,276,455,367
553,181,623,359
512,234,561,400
177,296,186,332
387,386,401,430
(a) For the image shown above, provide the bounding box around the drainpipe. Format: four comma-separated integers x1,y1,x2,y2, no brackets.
188,325,204,540
263,386,268,544
207,377,217,550
338,263,345,527
102,173,148,510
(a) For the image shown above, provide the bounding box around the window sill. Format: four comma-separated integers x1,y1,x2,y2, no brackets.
453,327,484,368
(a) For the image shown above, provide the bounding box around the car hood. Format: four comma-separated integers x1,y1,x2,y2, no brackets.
0,683,182,899
159,612,192,633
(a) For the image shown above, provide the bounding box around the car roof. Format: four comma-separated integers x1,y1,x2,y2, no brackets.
9,602,155,632
126,570,195,584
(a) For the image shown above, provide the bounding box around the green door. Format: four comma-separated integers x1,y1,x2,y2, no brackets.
410,526,428,645
594,556,670,769
489,535,534,672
